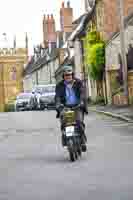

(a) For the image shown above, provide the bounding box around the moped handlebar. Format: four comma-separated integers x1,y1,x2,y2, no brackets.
63,104,81,111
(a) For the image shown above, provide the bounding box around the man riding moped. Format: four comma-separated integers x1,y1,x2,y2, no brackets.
55,65,88,151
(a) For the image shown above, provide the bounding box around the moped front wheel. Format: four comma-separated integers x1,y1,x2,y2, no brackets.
68,139,77,162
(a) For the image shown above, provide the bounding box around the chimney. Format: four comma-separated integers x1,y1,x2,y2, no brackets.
47,14,50,20
43,14,46,20
43,14,48,47
50,14,54,23
62,2,65,8
60,0,73,33
67,1,70,8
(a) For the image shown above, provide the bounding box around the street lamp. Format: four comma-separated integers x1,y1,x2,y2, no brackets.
117,0,129,100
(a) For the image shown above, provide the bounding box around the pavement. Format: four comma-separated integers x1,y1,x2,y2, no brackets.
88,104,133,122
0,111,133,199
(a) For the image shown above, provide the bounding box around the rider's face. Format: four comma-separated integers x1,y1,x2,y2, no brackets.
64,73,73,82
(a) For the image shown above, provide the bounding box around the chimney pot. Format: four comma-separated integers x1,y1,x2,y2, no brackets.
67,1,70,7
62,2,65,8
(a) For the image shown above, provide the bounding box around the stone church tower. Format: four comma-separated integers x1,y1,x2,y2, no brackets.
0,34,28,111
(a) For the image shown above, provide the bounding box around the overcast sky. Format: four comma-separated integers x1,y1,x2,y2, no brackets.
0,0,84,55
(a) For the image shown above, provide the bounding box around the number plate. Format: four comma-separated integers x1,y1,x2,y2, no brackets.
65,126,74,137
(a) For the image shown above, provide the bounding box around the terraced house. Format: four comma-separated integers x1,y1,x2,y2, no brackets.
23,46,59,91
82,0,133,105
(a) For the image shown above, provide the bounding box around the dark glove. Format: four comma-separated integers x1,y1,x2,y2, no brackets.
56,104,64,118
79,101,85,109
58,104,64,112
56,111,60,118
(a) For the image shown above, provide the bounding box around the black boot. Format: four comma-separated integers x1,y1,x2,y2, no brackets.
80,123,87,143
81,134,87,152
80,126,87,152
61,134,66,146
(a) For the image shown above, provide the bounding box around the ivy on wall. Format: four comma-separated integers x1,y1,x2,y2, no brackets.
83,30,105,81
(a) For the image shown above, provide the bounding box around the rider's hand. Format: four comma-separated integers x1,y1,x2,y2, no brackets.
80,101,84,109
57,104,64,112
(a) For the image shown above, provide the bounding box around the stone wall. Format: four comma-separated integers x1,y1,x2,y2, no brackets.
106,25,133,72
128,70,133,103
105,20,133,105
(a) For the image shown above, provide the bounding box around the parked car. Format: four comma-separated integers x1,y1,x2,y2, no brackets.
32,85,45,109
39,84,56,110
15,93,37,111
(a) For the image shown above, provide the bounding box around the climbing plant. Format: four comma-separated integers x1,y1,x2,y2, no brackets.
83,30,105,81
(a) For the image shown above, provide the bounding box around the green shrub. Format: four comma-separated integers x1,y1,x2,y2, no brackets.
92,96,105,105
88,43,105,80
83,30,105,81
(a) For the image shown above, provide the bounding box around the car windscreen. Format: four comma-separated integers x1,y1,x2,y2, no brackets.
17,94,31,99
42,86,55,93
34,87,42,93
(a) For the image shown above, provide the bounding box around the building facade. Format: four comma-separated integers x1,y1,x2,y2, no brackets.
0,47,28,111
105,13,133,105
23,47,59,91
95,0,133,40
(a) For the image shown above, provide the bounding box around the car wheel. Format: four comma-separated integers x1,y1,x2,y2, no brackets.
16,107,19,112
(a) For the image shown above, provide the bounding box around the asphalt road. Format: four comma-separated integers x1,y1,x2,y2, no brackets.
0,110,133,200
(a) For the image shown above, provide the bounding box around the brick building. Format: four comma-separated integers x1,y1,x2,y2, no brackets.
25,0,74,88
96,0,133,40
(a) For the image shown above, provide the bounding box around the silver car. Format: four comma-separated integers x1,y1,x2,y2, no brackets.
39,84,56,110
15,93,37,111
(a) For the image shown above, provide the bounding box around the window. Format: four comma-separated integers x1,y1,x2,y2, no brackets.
10,66,17,80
